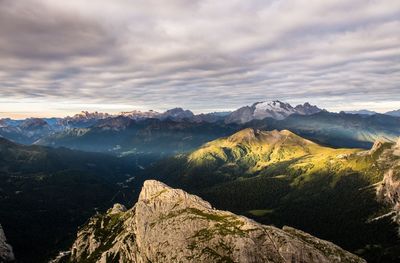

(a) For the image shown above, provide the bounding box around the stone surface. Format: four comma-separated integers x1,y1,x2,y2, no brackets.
375,137,400,235
69,180,365,263
377,168,400,235
0,224,15,262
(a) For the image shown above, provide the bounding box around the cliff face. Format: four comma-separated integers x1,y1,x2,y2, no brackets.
375,138,400,234
0,224,15,262
69,180,365,263
377,169,400,229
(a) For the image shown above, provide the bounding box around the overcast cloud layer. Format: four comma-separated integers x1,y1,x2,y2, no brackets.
0,0,399,117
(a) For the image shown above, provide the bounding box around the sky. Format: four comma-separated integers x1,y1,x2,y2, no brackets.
0,0,399,118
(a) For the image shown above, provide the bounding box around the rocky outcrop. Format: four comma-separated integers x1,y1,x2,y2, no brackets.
374,137,400,234
0,224,15,262
377,168,400,235
70,180,365,263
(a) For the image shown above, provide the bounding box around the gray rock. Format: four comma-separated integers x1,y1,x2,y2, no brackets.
69,180,365,263
0,224,15,262
377,168,400,235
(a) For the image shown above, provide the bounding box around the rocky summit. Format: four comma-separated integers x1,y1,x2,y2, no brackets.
69,180,365,263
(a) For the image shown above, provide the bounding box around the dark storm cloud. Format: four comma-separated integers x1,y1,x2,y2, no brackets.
0,0,399,116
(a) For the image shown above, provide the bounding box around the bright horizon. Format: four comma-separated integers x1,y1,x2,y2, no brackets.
0,99,399,120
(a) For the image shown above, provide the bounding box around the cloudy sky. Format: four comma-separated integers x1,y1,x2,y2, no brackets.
0,0,399,118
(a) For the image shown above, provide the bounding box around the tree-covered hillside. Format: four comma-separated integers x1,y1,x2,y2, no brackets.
0,138,144,262
150,129,400,262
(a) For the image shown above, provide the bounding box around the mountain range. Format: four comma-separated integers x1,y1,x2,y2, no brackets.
35,118,238,157
34,110,400,157
0,101,398,158
345,109,400,117
1,101,400,262
1,100,399,147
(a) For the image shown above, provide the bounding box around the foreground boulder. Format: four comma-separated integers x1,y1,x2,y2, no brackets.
0,224,14,262
69,180,365,263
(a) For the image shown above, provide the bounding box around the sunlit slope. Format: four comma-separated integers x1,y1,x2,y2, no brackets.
248,111,400,148
178,128,378,187
153,129,399,261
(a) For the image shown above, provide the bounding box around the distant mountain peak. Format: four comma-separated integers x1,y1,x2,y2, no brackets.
71,111,111,120
226,100,322,124
160,107,194,120
252,100,296,120
119,109,161,119
294,102,322,115
385,109,400,117
19,118,49,129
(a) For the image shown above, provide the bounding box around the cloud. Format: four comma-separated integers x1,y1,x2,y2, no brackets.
0,0,399,117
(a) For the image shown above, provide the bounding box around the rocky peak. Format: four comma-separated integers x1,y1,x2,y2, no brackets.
252,100,296,120
294,102,322,115
69,180,366,263
224,106,254,124
377,168,400,235
72,111,111,120
138,180,213,212
225,100,323,124
107,203,127,215
369,140,385,155
0,224,15,262
95,116,134,131
119,110,161,119
160,108,194,121
19,118,49,129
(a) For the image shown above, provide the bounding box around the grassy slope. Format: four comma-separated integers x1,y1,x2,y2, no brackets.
154,128,399,262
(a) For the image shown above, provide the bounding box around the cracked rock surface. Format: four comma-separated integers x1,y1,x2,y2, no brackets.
69,180,365,263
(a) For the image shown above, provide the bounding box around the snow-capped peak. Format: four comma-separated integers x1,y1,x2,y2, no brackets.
225,100,323,123
71,111,111,120
252,100,297,120
119,110,161,119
